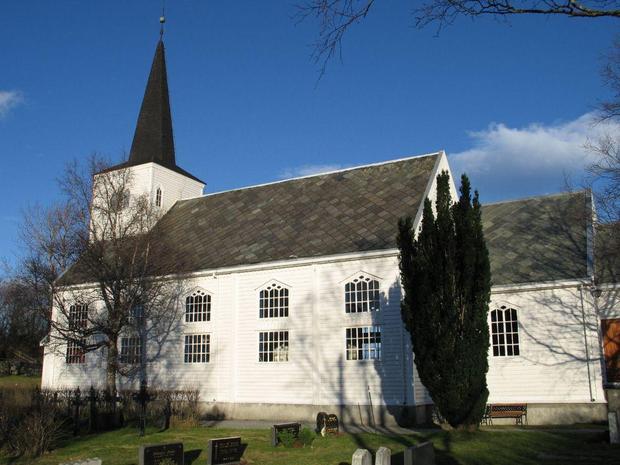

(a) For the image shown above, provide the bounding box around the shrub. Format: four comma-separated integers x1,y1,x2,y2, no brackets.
11,410,66,457
299,427,315,446
277,429,297,448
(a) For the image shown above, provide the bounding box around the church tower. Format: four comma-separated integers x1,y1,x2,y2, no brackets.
98,38,204,215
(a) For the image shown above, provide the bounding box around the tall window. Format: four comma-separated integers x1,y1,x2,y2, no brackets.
346,326,382,360
119,336,141,364
66,340,85,364
345,275,380,313
259,283,289,318
491,306,520,357
185,290,211,323
155,187,162,207
128,304,144,327
184,334,210,363
69,304,88,330
259,331,289,362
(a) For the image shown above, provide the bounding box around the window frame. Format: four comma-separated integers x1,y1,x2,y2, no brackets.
490,306,520,357
259,282,290,319
65,339,85,364
345,325,382,361
185,289,212,323
183,333,211,364
119,336,142,364
155,187,162,207
344,275,381,314
258,330,290,363
68,303,88,330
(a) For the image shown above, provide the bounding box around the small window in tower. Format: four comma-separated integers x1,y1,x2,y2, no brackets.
155,188,162,207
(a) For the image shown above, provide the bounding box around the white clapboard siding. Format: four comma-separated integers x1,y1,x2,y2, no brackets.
42,254,606,412
487,286,605,404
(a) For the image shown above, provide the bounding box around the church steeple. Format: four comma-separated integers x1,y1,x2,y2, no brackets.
129,39,176,168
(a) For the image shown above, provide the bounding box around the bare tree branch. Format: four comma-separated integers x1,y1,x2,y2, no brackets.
18,154,188,395
296,0,376,79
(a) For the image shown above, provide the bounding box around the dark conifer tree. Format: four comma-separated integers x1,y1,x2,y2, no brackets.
397,171,491,429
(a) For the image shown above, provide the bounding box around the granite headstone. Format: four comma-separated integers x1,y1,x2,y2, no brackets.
375,446,391,465
404,441,435,465
271,422,301,446
139,442,183,465
352,448,372,465
207,437,244,465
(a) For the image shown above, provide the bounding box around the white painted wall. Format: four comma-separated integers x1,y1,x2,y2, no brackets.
487,284,606,405
42,253,605,412
89,162,204,238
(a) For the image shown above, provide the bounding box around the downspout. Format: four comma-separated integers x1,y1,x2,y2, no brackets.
579,285,595,402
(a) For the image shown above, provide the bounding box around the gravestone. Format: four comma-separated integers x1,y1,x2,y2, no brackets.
609,411,619,444
375,446,391,465
352,449,372,465
139,442,183,465
59,459,102,465
207,437,245,465
271,422,301,446
325,414,339,434
404,441,435,465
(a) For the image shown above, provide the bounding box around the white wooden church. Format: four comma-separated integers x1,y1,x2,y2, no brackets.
41,39,620,425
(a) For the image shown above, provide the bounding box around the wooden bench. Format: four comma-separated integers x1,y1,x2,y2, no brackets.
482,403,528,425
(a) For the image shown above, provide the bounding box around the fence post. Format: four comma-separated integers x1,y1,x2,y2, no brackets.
163,395,172,431
88,386,98,433
73,387,81,436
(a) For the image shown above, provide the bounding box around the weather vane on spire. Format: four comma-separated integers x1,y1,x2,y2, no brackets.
159,0,166,39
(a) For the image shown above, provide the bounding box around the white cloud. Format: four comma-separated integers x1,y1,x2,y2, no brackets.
0,90,23,118
449,112,620,199
279,164,345,179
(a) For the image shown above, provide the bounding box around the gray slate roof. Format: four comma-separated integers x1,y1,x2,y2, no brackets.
151,154,439,272
595,222,620,284
61,155,593,287
481,192,590,286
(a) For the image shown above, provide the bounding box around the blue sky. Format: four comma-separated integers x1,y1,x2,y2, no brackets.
1,1,618,263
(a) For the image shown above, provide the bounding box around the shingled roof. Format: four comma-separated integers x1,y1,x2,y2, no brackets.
61,156,593,287
481,191,591,286
595,221,620,284
149,153,440,273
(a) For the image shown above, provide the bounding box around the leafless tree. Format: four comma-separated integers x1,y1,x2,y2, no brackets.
295,0,376,78
19,154,187,396
415,0,620,30
588,38,620,226
0,278,47,373
296,0,619,74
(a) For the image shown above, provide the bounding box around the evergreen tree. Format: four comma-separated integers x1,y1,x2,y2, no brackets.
397,171,491,429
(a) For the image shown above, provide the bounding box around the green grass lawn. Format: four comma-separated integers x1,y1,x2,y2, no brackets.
1,424,618,465
0,375,40,389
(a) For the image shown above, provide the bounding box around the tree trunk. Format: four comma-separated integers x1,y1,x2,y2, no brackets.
106,340,118,397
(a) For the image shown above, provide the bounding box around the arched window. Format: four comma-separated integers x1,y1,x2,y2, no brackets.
155,187,162,207
345,275,380,313
185,290,211,323
68,304,88,329
259,283,289,318
490,306,520,357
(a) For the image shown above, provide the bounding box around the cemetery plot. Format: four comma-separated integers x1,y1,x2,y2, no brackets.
139,442,184,465
271,422,301,446
207,436,245,465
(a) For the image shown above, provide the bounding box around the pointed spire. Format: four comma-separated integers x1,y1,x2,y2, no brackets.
128,39,176,168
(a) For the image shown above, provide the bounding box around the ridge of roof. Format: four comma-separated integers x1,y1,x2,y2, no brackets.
179,151,443,203
482,190,587,208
